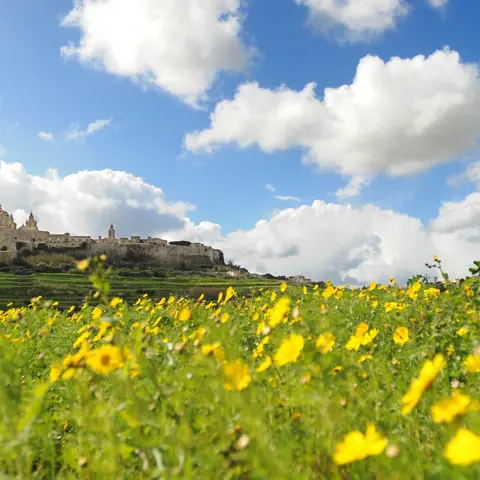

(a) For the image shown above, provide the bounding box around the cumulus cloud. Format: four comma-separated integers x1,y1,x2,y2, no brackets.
0,160,194,238
38,131,54,142
66,119,112,140
2,160,480,285
294,0,409,42
274,195,302,202
186,48,480,185
60,0,251,106
168,200,480,285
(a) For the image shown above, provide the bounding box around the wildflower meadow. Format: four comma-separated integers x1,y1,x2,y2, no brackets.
0,256,479,479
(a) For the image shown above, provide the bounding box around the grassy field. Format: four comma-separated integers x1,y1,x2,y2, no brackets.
0,270,280,310
0,256,479,478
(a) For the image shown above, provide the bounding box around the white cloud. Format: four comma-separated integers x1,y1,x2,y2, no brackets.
38,131,54,142
0,160,194,238
66,119,112,141
265,183,276,192
447,159,480,188
0,145,6,157
60,0,250,106
274,195,302,202
169,198,479,285
294,0,409,42
336,176,370,200
186,48,480,184
427,0,448,9
3,160,480,285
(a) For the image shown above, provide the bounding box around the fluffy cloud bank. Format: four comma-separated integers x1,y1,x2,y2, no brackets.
186,48,480,183
294,0,409,42
2,160,479,285
0,160,193,238
61,0,250,105
177,199,479,285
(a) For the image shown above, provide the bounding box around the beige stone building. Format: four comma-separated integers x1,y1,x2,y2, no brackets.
0,205,224,267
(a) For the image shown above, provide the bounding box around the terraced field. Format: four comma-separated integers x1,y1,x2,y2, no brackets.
0,271,280,309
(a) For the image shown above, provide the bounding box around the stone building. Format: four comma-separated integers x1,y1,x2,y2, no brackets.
0,205,225,268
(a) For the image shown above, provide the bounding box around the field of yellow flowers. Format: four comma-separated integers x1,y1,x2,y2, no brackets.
0,256,479,479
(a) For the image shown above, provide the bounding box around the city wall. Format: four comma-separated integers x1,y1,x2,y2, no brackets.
0,207,225,268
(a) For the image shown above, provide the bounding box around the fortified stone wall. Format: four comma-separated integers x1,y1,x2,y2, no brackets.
0,205,225,268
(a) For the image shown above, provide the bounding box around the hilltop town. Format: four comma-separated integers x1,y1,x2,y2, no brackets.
0,205,225,269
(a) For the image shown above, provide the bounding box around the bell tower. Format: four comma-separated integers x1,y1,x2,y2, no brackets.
108,224,116,243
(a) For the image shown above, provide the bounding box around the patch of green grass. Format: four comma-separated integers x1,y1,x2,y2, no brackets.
0,271,280,309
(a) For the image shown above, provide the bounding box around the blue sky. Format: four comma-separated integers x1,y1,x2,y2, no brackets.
1,0,480,282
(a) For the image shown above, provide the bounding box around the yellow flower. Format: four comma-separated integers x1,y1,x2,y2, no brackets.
355,322,369,337
62,368,76,380
368,281,377,291
393,327,410,346
334,424,387,465
220,312,230,323
359,354,373,363
93,321,112,342
444,428,480,466
464,353,480,373
446,345,455,357
269,297,291,328
223,360,251,391
331,365,344,376
76,259,90,271
401,354,446,415
274,334,304,367
362,328,379,345
253,336,270,358
201,343,224,361
256,355,272,372
316,332,335,354
86,345,124,375
50,364,62,383
110,297,123,309
456,327,468,337
92,306,102,322
73,331,90,349
256,320,266,335
407,281,421,300
178,307,192,322
345,335,362,351
322,285,336,299
280,281,287,293
431,392,478,423
225,286,236,303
